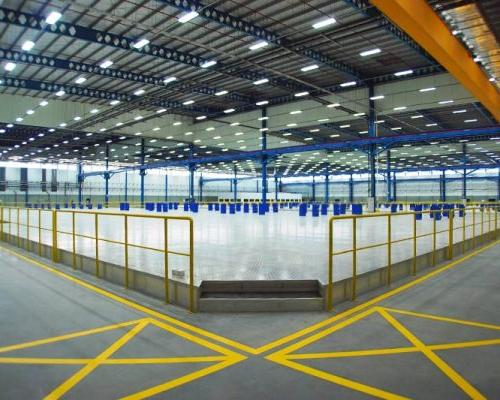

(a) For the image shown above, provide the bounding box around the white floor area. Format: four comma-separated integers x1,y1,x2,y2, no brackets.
3,207,496,285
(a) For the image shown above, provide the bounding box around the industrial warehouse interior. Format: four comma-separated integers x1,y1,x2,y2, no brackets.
0,0,499,398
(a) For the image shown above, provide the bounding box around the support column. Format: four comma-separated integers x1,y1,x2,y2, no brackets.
274,175,279,201
124,170,128,202
140,139,146,207
104,145,110,207
498,168,500,201
349,174,354,203
325,165,330,203
165,173,168,202
234,166,238,202
462,143,467,201
386,150,391,201
77,162,84,204
312,175,316,202
392,171,397,201
188,164,196,202
199,175,203,202
261,107,268,205
440,170,447,202
368,84,377,210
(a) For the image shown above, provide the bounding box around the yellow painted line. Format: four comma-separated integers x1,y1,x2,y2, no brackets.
256,240,499,354
0,357,89,365
285,347,419,360
120,355,246,400
0,319,142,354
429,338,500,351
45,319,149,400
267,355,409,400
103,356,229,365
381,307,500,331
378,308,486,400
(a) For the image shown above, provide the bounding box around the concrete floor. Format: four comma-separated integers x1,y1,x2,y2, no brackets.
3,207,497,284
0,239,499,399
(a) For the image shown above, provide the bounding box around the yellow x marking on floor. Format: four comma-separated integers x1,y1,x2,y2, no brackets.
266,306,500,400
0,317,246,399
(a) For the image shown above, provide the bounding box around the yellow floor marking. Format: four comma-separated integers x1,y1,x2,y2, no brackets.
0,319,142,354
381,307,500,331
0,239,497,356
45,319,149,400
0,357,90,365
378,308,486,400
0,356,230,365
429,338,500,351
268,356,409,400
286,347,419,359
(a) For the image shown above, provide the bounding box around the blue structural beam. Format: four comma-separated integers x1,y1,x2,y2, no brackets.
325,165,330,203
188,164,196,202
392,171,397,201
104,145,110,206
0,76,217,114
81,126,500,178
124,170,128,202
368,84,377,200
261,108,268,204
140,139,146,206
157,0,363,79
0,48,253,105
440,170,446,201
77,162,84,204
165,173,168,202
349,174,354,203
462,143,467,199
312,175,316,201
386,149,392,201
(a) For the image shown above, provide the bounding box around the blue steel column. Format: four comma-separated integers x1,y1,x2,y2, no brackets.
368,84,377,202
349,174,354,203
165,173,169,202
104,145,110,207
440,170,447,202
261,107,268,205
497,168,500,200
140,139,146,207
77,162,83,204
274,175,279,201
234,167,238,202
325,165,330,203
386,150,391,201
199,174,203,202
124,170,128,202
392,172,397,201
312,175,316,202
188,165,195,202
462,143,467,200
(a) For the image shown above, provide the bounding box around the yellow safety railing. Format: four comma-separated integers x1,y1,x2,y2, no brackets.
0,207,195,312
327,206,498,311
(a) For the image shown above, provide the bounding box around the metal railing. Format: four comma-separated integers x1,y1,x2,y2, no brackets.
327,206,498,310
0,207,195,312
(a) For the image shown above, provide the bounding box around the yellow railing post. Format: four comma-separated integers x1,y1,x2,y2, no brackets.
327,219,333,311
95,213,99,277
164,218,169,303
352,218,357,301
52,210,58,263
124,215,129,288
72,212,76,269
448,209,454,260
412,213,417,275
189,219,195,313
387,214,392,286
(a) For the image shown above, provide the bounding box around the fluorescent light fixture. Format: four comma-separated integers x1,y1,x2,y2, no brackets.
426,123,438,127
134,115,143,120
290,110,302,115
178,11,199,23
173,122,182,126
21,40,35,51
59,122,67,127
99,60,113,69
109,100,120,105
200,60,217,68
39,100,48,107
4,62,16,71
115,122,123,127
393,106,407,111
394,69,413,77
294,91,309,97
132,38,149,49
258,116,268,121
340,124,351,128
224,108,235,114
301,64,319,72
45,11,62,25
369,95,384,100
256,100,269,106
411,115,423,119
230,122,240,126
340,81,356,87
249,41,268,51
215,90,228,96
438,100,454,104
419,87,436,92
156,108,167,113
74,116,81,121
360,48,381,57
327,103,340,108
353,112,365,116
253,78,269,85
134,89,146,96
75,76,87,84
453,109,467,113
391,127,402,131
183,100,194,105
286,123,297,127
26,110,34,115
312,17,337,29
55,90,65,96
90,108,99,114
163,76,177,84
464,119,477,123
196,116,206,120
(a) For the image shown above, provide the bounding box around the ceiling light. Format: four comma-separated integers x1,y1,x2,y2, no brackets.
134,89,145,96
45,11,62,25
173,122,182,126
230,122,240,126
464,119,477,123
39,100,48,106
340,81,356,87
438,100,454,104
426,123,438,127
116,122,123,126
253,78,269,85
183,100,194,105
340,124,350,128
391,127,402,131
75,76,86,84
200,60,217,68
327,103,340,108
215,90,228,96
370,95,384,100
453,109,467,114
74,116,81,121
258,116,268,121
249,41,268,51
393,106,407,111
4,62,16,71
162,76,177,85
132,38,149,49
256,100,268,106
26,109,34,115
21,40,35,51
196,116,206,120
90,108,99,114
294,91,309,97
134,115,143,120
353,112,365,116
287,123,297,127
290,110,302,115
55,90,65,96
411,115,423,119
100,60,113,69
360,48,381,57
394,69,413,77
224,108,235,114
59,122,66,127
178,11,199,23
419,87,436,92
312,17,337,29
301,64,319,72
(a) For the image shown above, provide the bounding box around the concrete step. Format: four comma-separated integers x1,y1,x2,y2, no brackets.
198,280,324,312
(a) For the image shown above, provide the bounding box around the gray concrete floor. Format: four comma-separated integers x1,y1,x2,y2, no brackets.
0,240,499,399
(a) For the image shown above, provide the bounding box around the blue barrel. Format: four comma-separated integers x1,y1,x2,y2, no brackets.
183,203,189,211
97,204,103,210
87,204,93,209
312,204,320,217
173,203,178,210
236,204,242,212
340,204,347,214
64,203,69,208
321,204,328,215
208,203,213,211
399,204,403,210
190,203,199,213
414,204,423,220
229,204,236,214
352,204,363,215
162,203,168,212
272,203,279,213
458,204,465,217
71,204,76,209
156,203,163,212
259,203,266,215
244,204,250,213
333,204,340,215
55,204,61,210
220,204,227,214
119,203,124,211
215,203,220,211
299,203,308,217
252,204,258,214
390,204,398,213
265,204,270,212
